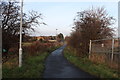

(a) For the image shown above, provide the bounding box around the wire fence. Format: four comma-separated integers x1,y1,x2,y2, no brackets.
89,38,119,70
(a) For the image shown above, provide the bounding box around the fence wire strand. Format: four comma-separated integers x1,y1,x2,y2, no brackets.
89,38,119,72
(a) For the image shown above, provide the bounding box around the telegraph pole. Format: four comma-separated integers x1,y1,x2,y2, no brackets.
19,0,23,67
56,29,58,40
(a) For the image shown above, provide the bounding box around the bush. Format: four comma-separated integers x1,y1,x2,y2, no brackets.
8,47,18,55
23,41,56,56
3,45,61,78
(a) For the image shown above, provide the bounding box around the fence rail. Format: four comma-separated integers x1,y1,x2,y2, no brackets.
89,38,119,70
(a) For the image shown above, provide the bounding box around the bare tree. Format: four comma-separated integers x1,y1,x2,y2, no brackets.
57,33,64,42
68,7,115,57
1,1,45,54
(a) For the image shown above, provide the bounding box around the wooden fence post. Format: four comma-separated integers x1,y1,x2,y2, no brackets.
111,39,114,61
89,40,92,59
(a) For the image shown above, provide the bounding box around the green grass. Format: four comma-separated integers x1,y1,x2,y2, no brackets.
3,52,49,78
3,46,61,78
63,47,119,79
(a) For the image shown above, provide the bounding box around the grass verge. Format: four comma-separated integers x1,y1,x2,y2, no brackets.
63,47,119,79
3,46,60,78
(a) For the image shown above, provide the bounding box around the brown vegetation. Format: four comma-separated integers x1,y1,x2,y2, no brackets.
90,53,118,70
67,7,115,57
1,1,45,56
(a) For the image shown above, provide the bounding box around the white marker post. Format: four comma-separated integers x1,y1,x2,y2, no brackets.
19,0,23,67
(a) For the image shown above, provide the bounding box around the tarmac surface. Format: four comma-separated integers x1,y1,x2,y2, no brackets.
43,45,96,78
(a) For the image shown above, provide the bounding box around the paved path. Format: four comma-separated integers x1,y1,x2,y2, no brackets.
43,45,96,78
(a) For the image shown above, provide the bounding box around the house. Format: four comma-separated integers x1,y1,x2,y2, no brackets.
36,36,45,41
35,36,57,42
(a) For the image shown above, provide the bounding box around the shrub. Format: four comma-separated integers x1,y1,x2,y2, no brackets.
23,41,56,56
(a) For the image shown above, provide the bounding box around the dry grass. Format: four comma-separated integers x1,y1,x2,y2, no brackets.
90,53,118,70
90,53,106,64
64,47,119,78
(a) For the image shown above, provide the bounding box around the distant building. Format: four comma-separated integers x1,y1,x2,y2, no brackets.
35,36,57,42
36,36,45,41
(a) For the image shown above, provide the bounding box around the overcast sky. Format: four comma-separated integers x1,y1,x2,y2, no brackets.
23,1,118,37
